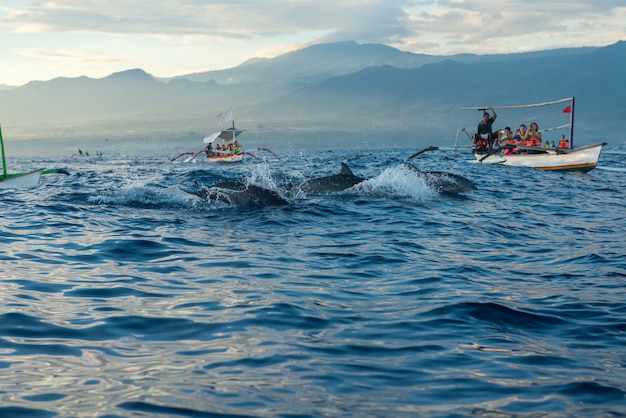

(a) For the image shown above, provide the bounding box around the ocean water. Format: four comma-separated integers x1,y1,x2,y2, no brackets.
1,144,626,417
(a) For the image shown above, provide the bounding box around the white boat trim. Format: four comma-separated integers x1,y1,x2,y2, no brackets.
474,142,607,172
1,123,45,188
0,168,45,189
207,152,245,163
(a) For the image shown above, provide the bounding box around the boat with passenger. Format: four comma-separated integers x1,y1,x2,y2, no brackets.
462,97,606,173
171,107,278,163
202,126,245,163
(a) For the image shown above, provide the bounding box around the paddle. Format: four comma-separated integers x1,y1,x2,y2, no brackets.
478,152,495,163
407,146,439,160
477,145,513,162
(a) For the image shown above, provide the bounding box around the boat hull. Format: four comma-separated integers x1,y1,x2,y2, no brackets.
207,152,245,163
0,168,44,188
474,142,607,173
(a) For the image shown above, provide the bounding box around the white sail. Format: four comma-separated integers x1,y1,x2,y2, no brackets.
216,107,234,126
203,131,221,144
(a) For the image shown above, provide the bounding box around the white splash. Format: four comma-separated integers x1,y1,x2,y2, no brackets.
355,165,438,203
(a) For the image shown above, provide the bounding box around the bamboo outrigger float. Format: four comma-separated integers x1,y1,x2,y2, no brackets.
462,97,606,173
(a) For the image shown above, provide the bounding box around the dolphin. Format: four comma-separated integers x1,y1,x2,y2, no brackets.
295,163,366,194
183,179,289,206
407,163,477,194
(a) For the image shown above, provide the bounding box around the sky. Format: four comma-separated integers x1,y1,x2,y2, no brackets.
1,0,624,86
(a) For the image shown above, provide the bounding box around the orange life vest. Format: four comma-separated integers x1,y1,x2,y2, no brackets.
528,136,541,147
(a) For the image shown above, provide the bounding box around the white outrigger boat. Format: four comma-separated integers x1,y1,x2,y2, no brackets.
462,97,606,173
200,126,246,163
171,107,278,164
0,123,68,188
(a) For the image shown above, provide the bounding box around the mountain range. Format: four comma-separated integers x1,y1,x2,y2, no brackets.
1,40,624,150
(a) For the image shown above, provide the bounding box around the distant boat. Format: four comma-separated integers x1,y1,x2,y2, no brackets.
170,107,279,163
462,97,607,173
202,126,246,163
0,123,69,188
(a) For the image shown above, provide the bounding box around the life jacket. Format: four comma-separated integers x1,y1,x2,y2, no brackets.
514,133,528,147
528,136,541,147
503,141,515,155
559,139,568,148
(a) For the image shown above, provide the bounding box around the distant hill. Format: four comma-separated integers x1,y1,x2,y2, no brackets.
0,40,624,148
264,41,626,136
165,41,445,87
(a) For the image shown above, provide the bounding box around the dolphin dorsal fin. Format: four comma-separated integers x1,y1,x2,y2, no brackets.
340,163,354,176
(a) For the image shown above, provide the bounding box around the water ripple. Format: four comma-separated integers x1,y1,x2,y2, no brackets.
1,148,626,416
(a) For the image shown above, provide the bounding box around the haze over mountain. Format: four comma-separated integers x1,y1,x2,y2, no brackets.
1,40,624,151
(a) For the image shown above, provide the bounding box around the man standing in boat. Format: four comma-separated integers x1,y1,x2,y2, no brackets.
477,106,498,152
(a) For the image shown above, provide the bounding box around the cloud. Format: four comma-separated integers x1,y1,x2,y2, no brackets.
2,1,328,38
254,43,303,59
0,0,624,85
17,48,127,64
1,0,623,53
0,1,413,42
400,0,626,54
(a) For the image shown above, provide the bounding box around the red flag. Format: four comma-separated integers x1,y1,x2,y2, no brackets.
562,105,572,114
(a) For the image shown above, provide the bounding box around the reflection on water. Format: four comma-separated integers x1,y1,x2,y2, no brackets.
1,146,626,416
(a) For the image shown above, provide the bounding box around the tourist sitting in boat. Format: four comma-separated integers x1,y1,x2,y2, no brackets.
513,124,529,154
526,122,543,153
496,126,512,146
559,135,568,148
234,141,241,153
477,106,498,152
498,127,516,155
527,122,542,147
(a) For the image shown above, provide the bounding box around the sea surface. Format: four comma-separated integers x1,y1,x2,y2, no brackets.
1,144,626,417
